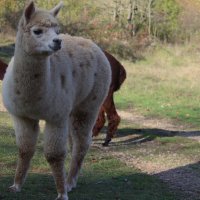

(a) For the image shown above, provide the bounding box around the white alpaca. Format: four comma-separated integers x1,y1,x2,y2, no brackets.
2,2,111,200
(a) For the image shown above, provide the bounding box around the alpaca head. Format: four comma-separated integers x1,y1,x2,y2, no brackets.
18,1,63,56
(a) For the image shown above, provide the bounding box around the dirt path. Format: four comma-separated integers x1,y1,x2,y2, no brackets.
111,150,200,200
119,109,200,141
93,109,200,200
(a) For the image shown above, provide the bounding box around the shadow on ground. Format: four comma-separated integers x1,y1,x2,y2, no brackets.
0,170,178,200
1,160,200,199
154,161,200,200
94,126,200,146
93,127,200,200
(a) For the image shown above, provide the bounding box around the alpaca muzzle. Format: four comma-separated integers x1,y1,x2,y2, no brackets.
49,38,62,51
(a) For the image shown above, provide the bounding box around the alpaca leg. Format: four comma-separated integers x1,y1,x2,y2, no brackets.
66,111,95,192
44,122,68,200
92,107,106,137
103,95,120,146
9,116,39,192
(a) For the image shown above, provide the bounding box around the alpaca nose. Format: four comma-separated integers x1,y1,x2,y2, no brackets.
53,38,62,45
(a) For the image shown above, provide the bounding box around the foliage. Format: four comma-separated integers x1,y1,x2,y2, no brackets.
0,0,200,59
0,0,25,30
152,0,180,42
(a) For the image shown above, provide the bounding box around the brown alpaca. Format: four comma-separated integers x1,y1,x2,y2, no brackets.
93,51,126,146
0,59,7,80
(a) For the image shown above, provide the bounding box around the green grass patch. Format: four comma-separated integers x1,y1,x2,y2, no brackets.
115,44,200,128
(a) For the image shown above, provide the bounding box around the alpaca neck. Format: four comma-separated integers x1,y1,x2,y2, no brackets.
14,48,49,74
13,32,51,99
13,32,50,79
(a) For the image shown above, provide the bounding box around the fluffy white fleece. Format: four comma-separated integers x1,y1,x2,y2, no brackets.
2,2,111,200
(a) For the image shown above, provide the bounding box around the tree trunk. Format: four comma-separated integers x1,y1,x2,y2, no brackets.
148,0,153,39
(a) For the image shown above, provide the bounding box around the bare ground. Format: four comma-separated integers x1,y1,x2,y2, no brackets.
92,109,200,200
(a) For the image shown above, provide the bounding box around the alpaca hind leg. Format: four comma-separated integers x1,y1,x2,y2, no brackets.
103,95,120,146
67,111,95,192
44,122,68,200
92,107,106,137
9,116,39,192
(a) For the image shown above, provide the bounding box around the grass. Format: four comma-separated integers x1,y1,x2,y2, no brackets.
0,113,179,200
115,43,200,128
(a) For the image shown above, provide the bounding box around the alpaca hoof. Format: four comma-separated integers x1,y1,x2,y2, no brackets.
55,197,68,200
8,185,21,193
55,194,68,200
66,177,77,192
66,183,76,192
102,139,111,147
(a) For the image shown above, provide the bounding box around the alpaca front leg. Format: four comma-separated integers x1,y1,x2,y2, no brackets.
66,134,91,192
67,112,94,192
44,122,68,200
9,116,39,192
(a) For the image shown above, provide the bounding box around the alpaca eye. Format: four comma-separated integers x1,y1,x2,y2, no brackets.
33,29,43,35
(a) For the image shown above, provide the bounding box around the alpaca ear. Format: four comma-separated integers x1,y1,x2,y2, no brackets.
50,1,63,17
24,1,35,24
